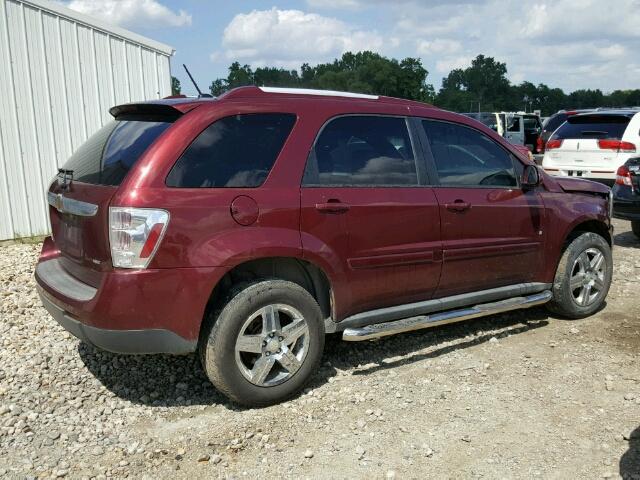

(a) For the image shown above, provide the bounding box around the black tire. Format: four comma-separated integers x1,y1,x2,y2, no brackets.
632,221,640,239
200,279,325,407
546,232,613,319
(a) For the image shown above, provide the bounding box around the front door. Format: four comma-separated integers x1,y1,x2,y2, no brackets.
418,118,545,297
300,115,442,319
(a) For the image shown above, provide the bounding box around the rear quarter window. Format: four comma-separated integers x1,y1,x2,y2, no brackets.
166,113,296,188
551,114,631,140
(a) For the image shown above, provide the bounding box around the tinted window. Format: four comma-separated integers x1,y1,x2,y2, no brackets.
166,113,296,188
551,114,631,140
303,116,418,186
422,120,518,187
523,117,540,131
507,116,521,132
543,113,567,133
62,119,172,185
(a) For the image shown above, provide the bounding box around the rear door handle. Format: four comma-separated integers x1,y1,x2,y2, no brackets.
445,200,471,212
315,201,350,214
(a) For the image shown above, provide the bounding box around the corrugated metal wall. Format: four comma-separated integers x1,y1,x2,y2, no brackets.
0,0,173,240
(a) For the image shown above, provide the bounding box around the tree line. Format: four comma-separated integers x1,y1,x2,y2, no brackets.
171,52,640,116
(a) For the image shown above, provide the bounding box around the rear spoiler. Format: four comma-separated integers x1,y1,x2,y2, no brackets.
109,100,207,120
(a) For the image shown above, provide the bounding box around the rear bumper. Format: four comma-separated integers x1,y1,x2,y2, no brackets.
542,168,615,186
612,185,640,221
35,242,227,354
37,286,196,354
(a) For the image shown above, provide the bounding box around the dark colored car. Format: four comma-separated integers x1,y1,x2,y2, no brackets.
613,157,640,238
538,109,594,154
36,87,614,406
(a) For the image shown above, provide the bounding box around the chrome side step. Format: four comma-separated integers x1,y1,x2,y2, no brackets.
342,291,552,342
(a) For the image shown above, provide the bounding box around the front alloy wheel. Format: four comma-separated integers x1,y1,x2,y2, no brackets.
569,247,607,307
547,231,613,319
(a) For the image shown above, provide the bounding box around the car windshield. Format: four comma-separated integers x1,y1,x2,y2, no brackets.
550,114,631,140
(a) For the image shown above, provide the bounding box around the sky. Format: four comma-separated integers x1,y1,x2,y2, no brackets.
62,0,640,97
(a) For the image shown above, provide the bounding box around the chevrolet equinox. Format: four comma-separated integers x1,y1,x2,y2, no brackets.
36,87,614,406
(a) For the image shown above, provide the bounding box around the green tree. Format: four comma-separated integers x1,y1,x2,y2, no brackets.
435,55,510,112
208,51,434,102
171,76,181,96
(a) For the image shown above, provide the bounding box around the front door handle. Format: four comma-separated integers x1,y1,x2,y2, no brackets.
315,200,350,214
445,200,471,212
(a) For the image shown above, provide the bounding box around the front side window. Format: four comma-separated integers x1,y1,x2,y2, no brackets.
166,113,296,188
303,116,418,187
421,120,518,187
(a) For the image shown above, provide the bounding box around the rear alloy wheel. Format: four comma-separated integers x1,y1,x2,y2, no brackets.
200,280,324,407
547,232,613,319
234,304,310,387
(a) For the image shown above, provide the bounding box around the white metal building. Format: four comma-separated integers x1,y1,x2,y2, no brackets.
0,0,174,240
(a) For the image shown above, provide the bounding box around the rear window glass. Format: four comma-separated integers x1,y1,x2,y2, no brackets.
166,113,296,188
551,114,631,140
543,113,567,133
61,119,173,185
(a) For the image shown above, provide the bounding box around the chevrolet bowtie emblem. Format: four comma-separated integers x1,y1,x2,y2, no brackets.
54,194,64,212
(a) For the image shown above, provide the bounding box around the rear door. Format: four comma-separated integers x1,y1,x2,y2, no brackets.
48,115,176,285
300,115,442,318
544,113,633,171
418,118,545,297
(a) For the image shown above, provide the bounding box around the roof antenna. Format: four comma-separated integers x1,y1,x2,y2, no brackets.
183,64,213,98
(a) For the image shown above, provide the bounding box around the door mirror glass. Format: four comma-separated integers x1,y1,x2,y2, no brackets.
521,164,540,188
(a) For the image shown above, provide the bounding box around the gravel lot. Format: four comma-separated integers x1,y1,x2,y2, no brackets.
1,218,639,479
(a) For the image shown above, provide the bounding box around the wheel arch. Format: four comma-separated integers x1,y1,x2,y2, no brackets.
200,256,334,342
563,218,612,247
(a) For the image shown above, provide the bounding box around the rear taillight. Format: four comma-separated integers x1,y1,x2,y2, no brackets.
598,139,636,152
546,139,563,150
109,207,169,269
616,165,633,186
536,136,544,153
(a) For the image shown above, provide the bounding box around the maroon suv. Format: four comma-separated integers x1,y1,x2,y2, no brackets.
36,87,614,406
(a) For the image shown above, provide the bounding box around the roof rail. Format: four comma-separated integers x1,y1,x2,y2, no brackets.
258,86,379,100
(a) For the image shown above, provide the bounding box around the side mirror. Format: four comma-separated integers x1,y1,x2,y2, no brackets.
521,164,540,189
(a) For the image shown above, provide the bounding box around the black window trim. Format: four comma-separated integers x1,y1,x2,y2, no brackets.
301,113,431,188
164,112,298,189
414,117,524,190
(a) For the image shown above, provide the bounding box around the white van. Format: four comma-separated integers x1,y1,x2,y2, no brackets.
462,112,543,153
542,110,640,184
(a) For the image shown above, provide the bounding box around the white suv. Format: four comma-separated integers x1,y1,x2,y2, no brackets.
542,109,640,184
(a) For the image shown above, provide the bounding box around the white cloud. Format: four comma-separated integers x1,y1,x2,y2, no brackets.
306,0,362,9
64,0,191,28
390,0,640,91
417,39,461,56
219,8,383,68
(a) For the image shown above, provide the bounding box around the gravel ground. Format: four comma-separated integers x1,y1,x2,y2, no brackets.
1,218,639,479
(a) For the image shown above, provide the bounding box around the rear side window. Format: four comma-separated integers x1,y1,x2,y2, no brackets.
421,120,518,187
551,114,631,140
62,119,172,185
302,116,418,187
166,113,296,188
543,113,567,133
